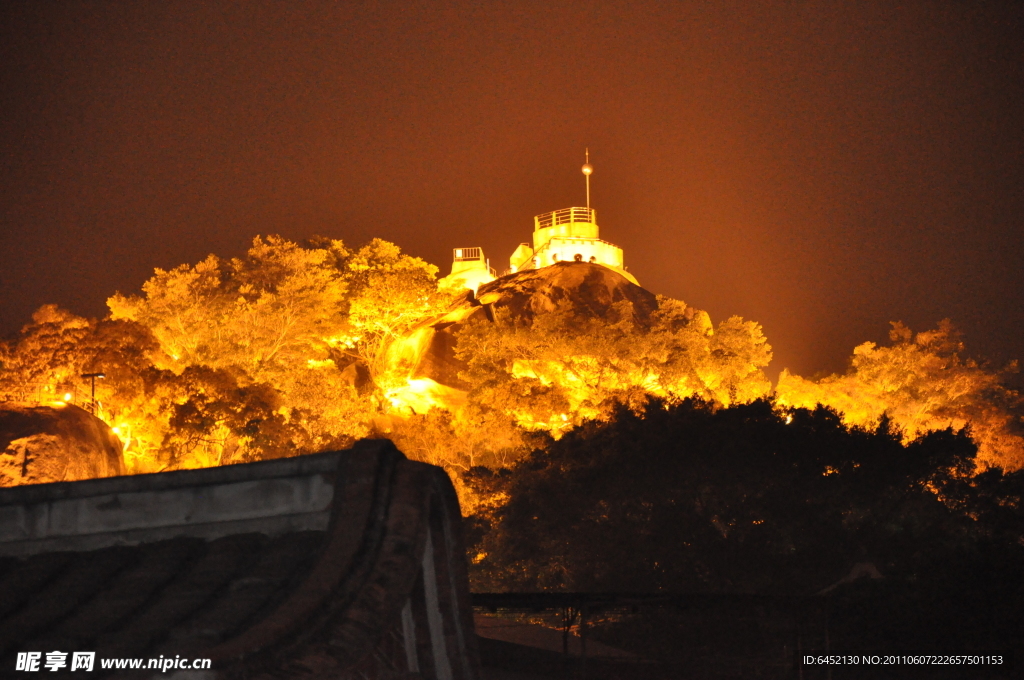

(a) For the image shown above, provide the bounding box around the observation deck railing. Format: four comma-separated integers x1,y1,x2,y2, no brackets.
452,248,497,277
0,382,81,406
453,247,484,262
534,207,596,231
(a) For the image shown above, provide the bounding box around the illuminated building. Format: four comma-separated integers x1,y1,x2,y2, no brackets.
444,247,497,292
506,206,636,284
443,152,638,290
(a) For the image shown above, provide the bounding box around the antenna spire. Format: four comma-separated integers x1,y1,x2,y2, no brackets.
581,148,593,211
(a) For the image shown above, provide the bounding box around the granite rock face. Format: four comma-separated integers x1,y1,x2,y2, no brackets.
470,260,658,323
0,403,125,487
383,262,664,409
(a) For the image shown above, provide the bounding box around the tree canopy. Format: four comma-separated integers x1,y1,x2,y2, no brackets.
453,295,772,436
777,320,1024,469
2,238,1022,494
467,398,1024,594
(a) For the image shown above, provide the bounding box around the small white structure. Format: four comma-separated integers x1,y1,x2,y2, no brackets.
507,206,637,284
444,155,637,291
442,247,497,292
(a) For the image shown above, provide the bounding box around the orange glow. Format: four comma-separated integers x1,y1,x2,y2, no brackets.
776,321,1023,469
3,237,1019,501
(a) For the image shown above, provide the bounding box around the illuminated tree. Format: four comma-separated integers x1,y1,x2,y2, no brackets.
702,315,774,404
0,305,93,392
776,320,1024,469
106,235,451,447
383,407,535,515
0,304,308,471
453,295,772,435
334,238,455,392
108,235,350,376
106,236,371,451
158,365,301,469
3,236,773,482
0,305,159,413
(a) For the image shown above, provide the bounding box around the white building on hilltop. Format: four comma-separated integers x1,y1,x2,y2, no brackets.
442,154,637,290
445,247,498,292
506,206,636,284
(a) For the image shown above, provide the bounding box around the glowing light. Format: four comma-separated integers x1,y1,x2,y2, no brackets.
111,427,121,435
325,334,360,348
385,377,468,413
63,392,72,402
785,415,793,424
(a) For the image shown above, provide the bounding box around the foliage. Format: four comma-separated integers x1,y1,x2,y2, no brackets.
108,236,350,375
2,236,451,472
383,407,538,515
467,397,1024,595
0,304,305,472
339,238,455,389
102,235,452,458
777,320,1024,469
453,296,772,436
159,365,303,470
5,235,1021,518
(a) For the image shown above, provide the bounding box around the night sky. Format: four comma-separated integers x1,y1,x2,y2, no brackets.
2,1,1022,380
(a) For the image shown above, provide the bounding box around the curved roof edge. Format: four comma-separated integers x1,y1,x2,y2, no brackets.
0,440,481,680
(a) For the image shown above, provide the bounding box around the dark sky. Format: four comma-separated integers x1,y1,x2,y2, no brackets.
2,1,1022,380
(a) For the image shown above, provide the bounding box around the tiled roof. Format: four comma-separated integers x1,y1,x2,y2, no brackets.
0,440,480,680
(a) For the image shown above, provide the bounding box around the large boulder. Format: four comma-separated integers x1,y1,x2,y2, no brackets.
0,403,125,486
384,262,664,412
471,260,658,322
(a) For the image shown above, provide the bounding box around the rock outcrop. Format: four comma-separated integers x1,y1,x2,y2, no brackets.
0,403,125,486
384,262,664,412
